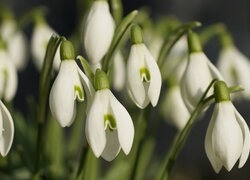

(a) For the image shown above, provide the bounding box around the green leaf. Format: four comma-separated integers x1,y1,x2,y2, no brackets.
157,21,201,67
77,55,95,85
102,10,138,72
111,0,123,25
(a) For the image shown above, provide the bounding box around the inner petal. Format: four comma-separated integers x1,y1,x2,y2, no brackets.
104,114,117,131
140,67,151,82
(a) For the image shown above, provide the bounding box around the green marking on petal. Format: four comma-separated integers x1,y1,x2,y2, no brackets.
74,85,84,101
104,114,117,132
140,67,151,82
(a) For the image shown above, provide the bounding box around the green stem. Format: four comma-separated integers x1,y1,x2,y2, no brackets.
157,21,201,67
102,10,138,72
76,143,90,180
111,0,123,25
34,35,63,178
129,105,152,180
156,79,218,180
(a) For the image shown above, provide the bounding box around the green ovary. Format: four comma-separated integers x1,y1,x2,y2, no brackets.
104,114,117,131
140,67,150,82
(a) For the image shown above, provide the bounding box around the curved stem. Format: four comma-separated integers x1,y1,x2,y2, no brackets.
156,79,218,180
76,143,90,180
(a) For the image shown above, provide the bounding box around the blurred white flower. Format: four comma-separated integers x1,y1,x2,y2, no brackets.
127,44,162,108
217,46,250,100
83,0,115,65
1,21,28,71
0,100,14,157
31,23,61,71
112,51,125,91
0,50,18,102
86,88,134,161
205,101,250,173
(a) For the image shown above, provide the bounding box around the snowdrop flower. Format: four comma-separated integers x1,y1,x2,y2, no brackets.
31,15,61,71
49,40,94,127
162,77,190,130
83,0,115,65
181,31,224,113
127,24,162,109
1,17,28,71
217,32,250,100
0,100,14,157
0,42,18,102
86,69,134,161
205,80,250,173
112,51,125,91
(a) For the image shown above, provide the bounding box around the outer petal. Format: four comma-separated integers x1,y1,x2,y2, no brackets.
143,45,162,107
233,106,250,168
205,103,223,173
181,52,213,112
206,56,224,80
4,59,18,102
85,91,106,157
0,101,14,157
127,45,147,108
49,61,76,127
212,102,243,171
113,51,125,91
84,1,115,64
101,129,121,161
109,90,134,154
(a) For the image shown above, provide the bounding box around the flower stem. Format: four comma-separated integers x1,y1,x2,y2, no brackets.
34,35,63,178
155,79,218,180
76,142,90,180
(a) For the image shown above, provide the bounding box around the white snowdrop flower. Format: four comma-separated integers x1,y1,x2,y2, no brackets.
1,20,28,71
0,100,14,157
205,81,250,173
31,20,61,71
86,69,134,161
162,80,190,130
217,32,250,100
49,40,94,127
127,25,162,109
0,49,18,102
112,51,125,91
181,31,224,113
83,0,115,65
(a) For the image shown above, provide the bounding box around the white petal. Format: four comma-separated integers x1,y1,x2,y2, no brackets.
112,51,125,91
163,86,190,130
84,1,115,64
4,59,18,102
143,45,162,107
206,56,224,80
181,52,213,112
52,44,61,71
109,90,134,155
101,129,121,161
0,101,14,157
233,106,250,168
85,91,106,157
49,61,76,127
205,103,223,173
212,102,243,171
127,45,147,108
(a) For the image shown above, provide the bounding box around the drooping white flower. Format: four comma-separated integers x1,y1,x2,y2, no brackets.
83,0,115,65
86,69,134,161
217,46,250,100
127,25,162,109
112,51,125,91
49,40,94,127
181,31,223,113
205,81,250,173
0,50,18,102
0,100,14,157
1,20,28,71
31,23,61,71
162,85,190,130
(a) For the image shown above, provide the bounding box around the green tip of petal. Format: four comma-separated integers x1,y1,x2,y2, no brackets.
188,30,203,53
60,40,75,60
219,32,234,49
214,80,230,102
131,24,144,44
94,69,110,91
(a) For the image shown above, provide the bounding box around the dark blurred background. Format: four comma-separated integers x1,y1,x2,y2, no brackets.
2,0,250,179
